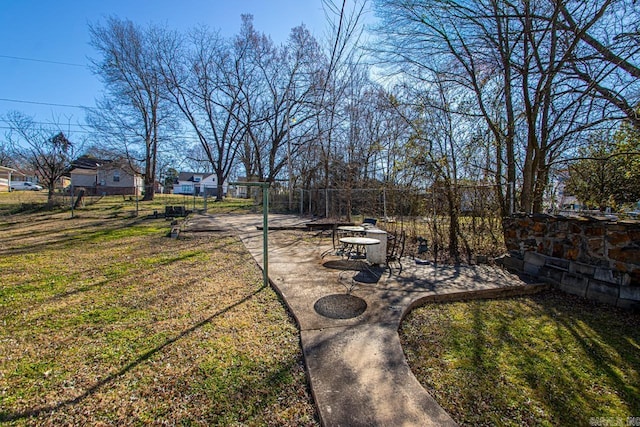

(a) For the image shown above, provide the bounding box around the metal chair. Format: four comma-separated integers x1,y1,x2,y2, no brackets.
386,230,406,272
417,236,429,256
362,217,377,226
321,224,351,258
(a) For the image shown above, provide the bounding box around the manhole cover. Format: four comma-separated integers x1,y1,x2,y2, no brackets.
314,294,367,319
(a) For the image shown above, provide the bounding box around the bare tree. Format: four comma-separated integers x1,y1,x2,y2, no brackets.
0,138,14,167
371,0,519,215
237,16,324,184
88,17,175,200
158,25,245,201
553,0,640,130
373,0,630,213
316,0,369,195
5,111,80,204
390,75,485,261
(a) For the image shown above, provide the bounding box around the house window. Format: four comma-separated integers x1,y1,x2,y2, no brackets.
113,171,120,182
194,176,201,182
181,185,192,193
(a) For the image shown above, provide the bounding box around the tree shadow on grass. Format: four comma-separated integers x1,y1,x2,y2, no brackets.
195,352,317,425
0,284,269,422
539,293,640,418
425,291,640,426
0,216,165,256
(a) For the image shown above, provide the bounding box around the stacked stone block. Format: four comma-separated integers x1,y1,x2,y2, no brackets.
502,214,640,309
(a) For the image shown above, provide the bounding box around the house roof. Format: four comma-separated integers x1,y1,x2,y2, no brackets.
176,172,214,182
8,168,30,178
70,168,98,176
71,156,112,170
71,156,140,175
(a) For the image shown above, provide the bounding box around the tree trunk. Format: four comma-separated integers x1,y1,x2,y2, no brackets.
216,170,225,201
47,179,55,206
142,159,155,201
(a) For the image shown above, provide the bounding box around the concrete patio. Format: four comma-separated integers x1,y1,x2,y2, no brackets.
183,213,546,426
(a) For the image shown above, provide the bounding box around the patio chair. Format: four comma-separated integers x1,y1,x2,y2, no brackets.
321,224,338,258
362,217,377,226
321,224,351,258
417,236,429,256
386,230,406,272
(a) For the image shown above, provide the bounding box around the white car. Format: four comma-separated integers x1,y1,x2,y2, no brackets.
10,181,43,191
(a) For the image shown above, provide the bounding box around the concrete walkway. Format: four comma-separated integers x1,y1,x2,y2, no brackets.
183,213,545,427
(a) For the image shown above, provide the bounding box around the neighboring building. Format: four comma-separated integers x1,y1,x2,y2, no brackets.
56,175,71,191
154,180,165,195
173,172,227,197
458,183,499,214
548,169,582,212
7,169,37,185
69,156,143,196
1,166,69,192
0,166,18,192
231,177,250,198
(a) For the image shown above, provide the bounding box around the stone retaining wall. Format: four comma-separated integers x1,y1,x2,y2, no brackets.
501,214,640,310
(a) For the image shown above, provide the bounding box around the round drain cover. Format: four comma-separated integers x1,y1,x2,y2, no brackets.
314,294,367,319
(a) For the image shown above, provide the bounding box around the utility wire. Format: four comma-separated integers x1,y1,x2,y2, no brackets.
0,54,87,68
0,97,87,109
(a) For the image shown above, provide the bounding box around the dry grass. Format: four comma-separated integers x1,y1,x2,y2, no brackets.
377,214,505,264
0,194,319,426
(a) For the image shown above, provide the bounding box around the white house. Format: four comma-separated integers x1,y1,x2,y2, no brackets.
173,172,227,197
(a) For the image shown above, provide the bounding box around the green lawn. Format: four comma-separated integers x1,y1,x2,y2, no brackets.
0,194,319,426
400,291,640,426
0,191,254,218
4,192,638,426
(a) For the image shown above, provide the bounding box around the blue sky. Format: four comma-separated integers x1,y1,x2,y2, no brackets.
0,0,333,136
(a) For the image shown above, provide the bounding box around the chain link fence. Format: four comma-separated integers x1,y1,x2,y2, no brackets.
262,184,507,263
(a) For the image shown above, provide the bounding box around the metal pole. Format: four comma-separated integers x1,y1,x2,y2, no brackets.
325,188,329,218
262,183,269,287
287,103,293,212
383,187,387,221
299,188,303,215
231,181,270,288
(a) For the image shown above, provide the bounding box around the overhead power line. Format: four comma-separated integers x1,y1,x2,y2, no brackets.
0,54,87,68
0,97,87,109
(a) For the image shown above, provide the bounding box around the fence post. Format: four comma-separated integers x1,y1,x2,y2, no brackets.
203,189,207,213
299,188,304,215
70,185,74,218
325,188,329,218
383,188,387,220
